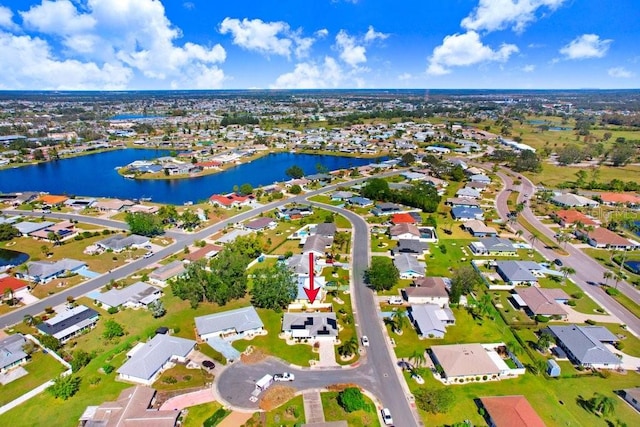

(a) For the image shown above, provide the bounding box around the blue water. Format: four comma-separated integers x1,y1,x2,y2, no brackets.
0,149,378,204
109,114,164,120
0,248,29,268
625,261,640,274
548,126,572,131
634,221,640,236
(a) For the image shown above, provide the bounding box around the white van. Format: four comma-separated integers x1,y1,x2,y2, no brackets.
388,296,403,305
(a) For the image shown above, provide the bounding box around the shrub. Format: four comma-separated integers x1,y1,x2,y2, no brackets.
567,300,577,307
615,341,625,350
103,364,114,374
606,287,621,296
337,387,366,413
535,315,550,323
585,319,597,325
162,376,177,384
48,375,81,400
107,306,119,314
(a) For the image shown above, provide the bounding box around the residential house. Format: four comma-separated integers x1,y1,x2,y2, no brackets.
575,227,636,250
22,258,87,283
446,197,480,208
97,234,150,253
469,174,491,184
598,192,640,207
456,187,481,199
209,193,255,209
551,193,599,208
403,277,449,306
78,386,180,427
513,287,569,318
39,194,69,206
117,334,196,385
302,235,332,257
331,191,354,201
409,304,455,338
469,237,517,256
0,276,30,294
195,306,264,342
93,199,136,212
495,261,544,286
313,223,337,240
13,221,54,236
465,166,485,176
37,305,100,343
183,244,222,263
393,253,426,279
466,181,488,192
347,196,373,207
429,343,525,384
149,261,186,287
244,217,277,231
287,253,323,276
292,274,326,305
93,282,163,310
548,324,621,369
305,173,332,183
392,239,429,257
372,202,402,216
478,396,545,427
553,209,597,228
622,388,640,412
391,213,416,225
277,206,313,219
29,220,77,240
389,223,421,240
463,220,497,237
451,206,484,221
425,146,450,154
0,334,29,373
282,312,338,341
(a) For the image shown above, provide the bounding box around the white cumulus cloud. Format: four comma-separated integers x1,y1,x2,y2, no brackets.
560,34,612,59
522,64,535,72
608,67,635,78
427,31,518,75
462,0,567,33
271,57,344,89
335,30,367,67
21,0,96,35
219,18,293,57
0,5,18,31
364,26,389,42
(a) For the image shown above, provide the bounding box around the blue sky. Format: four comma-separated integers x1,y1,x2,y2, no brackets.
0,0,638,90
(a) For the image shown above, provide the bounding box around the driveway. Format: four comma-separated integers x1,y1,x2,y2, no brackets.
159,389,214,411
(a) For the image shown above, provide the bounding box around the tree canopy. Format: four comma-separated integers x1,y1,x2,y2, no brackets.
449,266,483,304
414,388,454,414
251,262,297,311
48,375,81,400
285,165,304,179
365,257,399,291
124,212,164,237
361,179,441,212
0,223,19,241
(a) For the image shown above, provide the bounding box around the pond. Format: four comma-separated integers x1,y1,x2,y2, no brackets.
624,260,640,274
0,248,29,269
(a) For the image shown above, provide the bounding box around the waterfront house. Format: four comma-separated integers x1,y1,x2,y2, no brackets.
547,325,621,369
394,253,426,279
574,227,636,250
93,281,163,310
478,396,545,427
598,192,640,207
0,276,30,294
37,305,100,344
117,334,195,386
195,306,264,342
13,221,54,236
282,312,338,341
209,193,255,209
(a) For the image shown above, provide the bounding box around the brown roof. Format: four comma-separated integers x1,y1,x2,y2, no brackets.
81,386,179,426
390,223,420,237
480,395,546,427
409,277,448,297
515,287,568,316
184,244,222,262
430,344,501,378
585,227,633,246
464,220,497,234
554,210,596,226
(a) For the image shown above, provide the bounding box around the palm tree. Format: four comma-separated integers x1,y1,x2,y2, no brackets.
614,272,626,290
337,337,358,358
529,233,539,249
3,287,14,305
23,314,34,326
589,393,616,417
409,349,427,368
390,309,408,334
40,245,49,257
603,271,613,286
560,266,576,284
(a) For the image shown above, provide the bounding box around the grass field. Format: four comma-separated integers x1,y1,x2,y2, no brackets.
0,351,67,406
321,391,380,427
264,394,305,426
154,364,213,392
526,163,640,188
183,402,224,427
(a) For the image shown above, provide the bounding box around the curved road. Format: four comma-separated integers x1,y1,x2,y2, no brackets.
495,170,640,335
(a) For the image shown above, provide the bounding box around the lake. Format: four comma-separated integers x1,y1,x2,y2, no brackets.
0,149,380,204
0,248,29,269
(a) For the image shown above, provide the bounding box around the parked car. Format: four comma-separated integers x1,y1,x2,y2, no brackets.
143,251,153,259
273,372,295,382
361,336,370,347
381,408,394,425
553,258,563,266
202,360,215,369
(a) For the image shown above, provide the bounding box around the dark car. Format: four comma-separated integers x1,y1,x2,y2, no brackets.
553,258,563,266
202,360,215,369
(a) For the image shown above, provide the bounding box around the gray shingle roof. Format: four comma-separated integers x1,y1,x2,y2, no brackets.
314,223,337,238
410,304,446,336
393,239,428,255
93,282,161,308
0,334,27,370
117,334,195,382
548,325,621,366
302,235,331,254
282,313,337,338
97,234,149,251
195,306,264,336
393,253,425,276
27,258,86,280
496,261,541,283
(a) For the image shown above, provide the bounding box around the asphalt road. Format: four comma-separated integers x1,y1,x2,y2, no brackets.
495,170,640,335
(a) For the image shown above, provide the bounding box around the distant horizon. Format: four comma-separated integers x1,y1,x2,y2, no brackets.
0,88,639,93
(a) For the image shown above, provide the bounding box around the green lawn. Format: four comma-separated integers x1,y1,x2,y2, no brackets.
526,163,640,188
0,351,66,406
516,215,568,256
424,239,474,277
321,391,380,427
183,402,224,427
264,394,305,426
371,233,396,253
233,308,317,366
154,364,213,391
538,278,604,315
610,291,640,319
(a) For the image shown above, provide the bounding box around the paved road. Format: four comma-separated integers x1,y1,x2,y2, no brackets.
495,170,640,335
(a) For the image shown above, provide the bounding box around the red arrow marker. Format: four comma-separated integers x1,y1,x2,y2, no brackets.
304,252,320,304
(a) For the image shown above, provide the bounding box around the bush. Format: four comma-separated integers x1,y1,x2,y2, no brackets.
615,341,625,350
48,375,81,400
535,315,550,323
102,364,114,374
605,287,620,296
107,306,119,314
162,376,177,384
337,387,366,413
585,319,597,325
567,300,577,307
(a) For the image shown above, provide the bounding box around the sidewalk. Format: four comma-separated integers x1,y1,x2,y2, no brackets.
303,390,325,424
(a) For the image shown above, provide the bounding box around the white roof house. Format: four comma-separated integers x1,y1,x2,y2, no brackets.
409,304,455,338
93,282,162,310
117,334,195,385
195,306,264,342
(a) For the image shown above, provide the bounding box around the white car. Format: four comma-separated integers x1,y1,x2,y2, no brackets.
411,373,425,384
143,251,153,259
273,372,295,382
381,408,393,425
361,336,370,347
